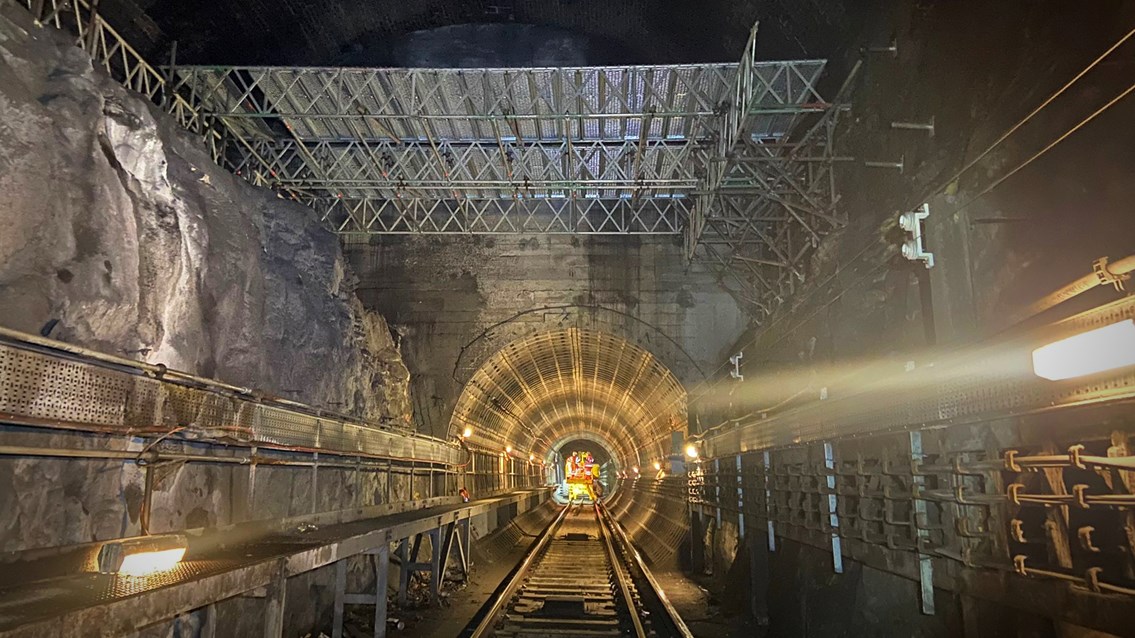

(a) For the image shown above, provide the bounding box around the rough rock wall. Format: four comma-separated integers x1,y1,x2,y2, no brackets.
0,9,411,425
347,235,746,438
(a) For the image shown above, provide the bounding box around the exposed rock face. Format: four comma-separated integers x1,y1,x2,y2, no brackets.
0,10,411,425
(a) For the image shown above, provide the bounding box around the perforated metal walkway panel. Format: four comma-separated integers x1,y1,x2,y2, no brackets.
0,335,460,466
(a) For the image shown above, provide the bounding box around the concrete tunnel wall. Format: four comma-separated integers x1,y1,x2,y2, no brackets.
451,328,688,471
678,2,1135,635
12,0,1135,635
345,235,746,441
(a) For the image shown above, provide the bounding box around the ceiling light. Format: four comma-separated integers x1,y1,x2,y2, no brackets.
529,453,535,462
462,426,473,438
685,444,699,460
653,461,661,471
97,534,188,576
1032,319,1135,380
632,466,639,473
505,445,513,454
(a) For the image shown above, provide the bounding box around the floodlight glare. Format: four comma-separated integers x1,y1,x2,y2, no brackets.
462,426,473,438
97,534,188,576
1032,319,1135,381
685,444,699,459
653,461,662,471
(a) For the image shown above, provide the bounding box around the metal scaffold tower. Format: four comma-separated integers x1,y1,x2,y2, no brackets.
19,0,849,318
168,26,846,316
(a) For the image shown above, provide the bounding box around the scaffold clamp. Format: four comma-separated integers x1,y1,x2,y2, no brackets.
1093,256,1129,291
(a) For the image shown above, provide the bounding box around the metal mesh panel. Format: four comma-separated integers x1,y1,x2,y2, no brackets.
0,347,127,426
0,340,460,465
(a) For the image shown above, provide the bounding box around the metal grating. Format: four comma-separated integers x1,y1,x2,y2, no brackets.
168,57,832,244
19,1,848,321
0,335,461,466
0,347,128,426
167,26,844,261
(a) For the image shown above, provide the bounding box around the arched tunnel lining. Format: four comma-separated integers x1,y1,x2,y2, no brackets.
451,328,691,564
550,434,615,500
450,328,687,470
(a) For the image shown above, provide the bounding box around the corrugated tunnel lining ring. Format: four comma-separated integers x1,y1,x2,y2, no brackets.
451,328,686,467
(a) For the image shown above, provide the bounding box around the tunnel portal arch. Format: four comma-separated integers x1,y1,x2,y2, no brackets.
451,304,708,392
450,328,687,470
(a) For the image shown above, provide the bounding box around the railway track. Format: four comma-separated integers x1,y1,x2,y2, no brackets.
464,501,693,638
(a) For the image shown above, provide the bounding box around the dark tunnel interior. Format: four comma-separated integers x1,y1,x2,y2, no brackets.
1,1,1134,637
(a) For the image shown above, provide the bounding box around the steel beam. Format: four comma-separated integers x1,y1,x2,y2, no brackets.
0,490,547,637
23,0,845,318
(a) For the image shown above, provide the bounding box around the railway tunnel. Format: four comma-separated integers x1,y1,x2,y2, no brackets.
2,0,1135,637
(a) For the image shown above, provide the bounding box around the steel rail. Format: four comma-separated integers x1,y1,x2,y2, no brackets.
597,502,648,638
467,503,571,638
467,499,689,638
597,501,696,638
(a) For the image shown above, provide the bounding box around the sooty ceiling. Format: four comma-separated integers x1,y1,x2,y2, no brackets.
96,0,876,67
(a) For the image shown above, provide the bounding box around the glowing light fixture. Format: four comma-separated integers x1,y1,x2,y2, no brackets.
653,461,662,471
120,548,186,576
529,453,535,462
505,445,513,454
1032,319,1135,381
97,534,188,576
462,426,473,438
632,466,639,474
685,444,699,460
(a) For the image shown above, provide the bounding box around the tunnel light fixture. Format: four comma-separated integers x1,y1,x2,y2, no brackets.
505,445,513,455
632,466,639,474
1032,319,1135,381
529,453,535,462
97,534,188,576
462,426,473,439
653,461,662,471
685,444,700,460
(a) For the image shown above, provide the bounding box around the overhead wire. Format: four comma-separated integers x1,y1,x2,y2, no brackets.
930,23,1135,203
951,80,1135,214
689,22,1135,406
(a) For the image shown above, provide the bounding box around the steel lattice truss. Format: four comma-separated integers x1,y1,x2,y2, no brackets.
170,25,846,317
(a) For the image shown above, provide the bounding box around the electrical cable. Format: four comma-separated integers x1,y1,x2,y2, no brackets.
952,80,1135,214
930,24,1135,203
689,24,1135,402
